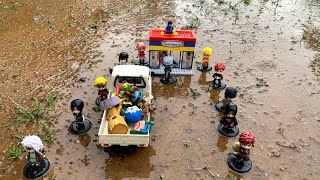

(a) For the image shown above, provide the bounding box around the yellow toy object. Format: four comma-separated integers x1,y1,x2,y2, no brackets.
232,141,240,152
94,77,107,86
202,47,213,56
107,102,128,134
160,30,178,36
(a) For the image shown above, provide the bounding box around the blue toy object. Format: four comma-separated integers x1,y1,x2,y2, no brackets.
131,90,143,104
166,21,174,34
124,106,142,123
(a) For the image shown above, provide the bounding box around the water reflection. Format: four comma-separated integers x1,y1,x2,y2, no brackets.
216,135,229,152
153,76,191,98
105,146,156,179
209,89,220,103
198,72,208,86
225,170,243,180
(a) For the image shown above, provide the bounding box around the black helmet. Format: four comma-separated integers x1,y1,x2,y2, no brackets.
225,87,237,99
119,52,129,62
225,103,237,115
70,99,84,111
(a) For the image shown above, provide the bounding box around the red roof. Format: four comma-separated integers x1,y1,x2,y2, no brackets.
149,29,196,42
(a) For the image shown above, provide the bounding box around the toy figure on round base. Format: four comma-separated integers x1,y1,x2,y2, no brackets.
209,62,226,90
21,135,50,178
161,56,176,84
215,87,237,112
218,103,239,137
227,132,256,173
69,99,91,134
136,42,149,66
94,77,109,106
197,47,213,72
118,51,129,65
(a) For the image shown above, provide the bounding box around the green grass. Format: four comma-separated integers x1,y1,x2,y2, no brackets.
189,88,201,99
7,145,23,160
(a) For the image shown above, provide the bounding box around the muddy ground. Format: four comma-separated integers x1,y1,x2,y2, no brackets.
1,0,320,179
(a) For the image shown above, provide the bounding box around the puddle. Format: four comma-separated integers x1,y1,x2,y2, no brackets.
105,146,156,179
1,0,320,179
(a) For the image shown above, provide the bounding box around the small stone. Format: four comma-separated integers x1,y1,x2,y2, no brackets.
75,140,80,144
272,150,281,157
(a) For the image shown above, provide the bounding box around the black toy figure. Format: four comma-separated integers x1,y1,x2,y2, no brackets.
21,135,50,178
161,56,176,84
94,77,109,106
227,132,256,173
69,99,92,134
215,87,237,112
118,51,129,65
218,103,239,137
209,62,226,90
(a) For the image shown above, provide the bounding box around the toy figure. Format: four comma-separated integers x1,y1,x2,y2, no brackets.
215,87,237,112
197,47,213,72
21,135,50,178
166,21,174,34
118,52,129,65
94,77,109,106
227,132,256,173
218,103,239,137
136,42,147,65
160,56,176,84
69,99,92,134
209,62,226,90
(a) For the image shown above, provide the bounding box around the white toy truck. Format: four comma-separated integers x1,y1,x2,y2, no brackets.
98,65,153,150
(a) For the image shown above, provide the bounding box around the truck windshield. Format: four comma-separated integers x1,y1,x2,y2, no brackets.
114,76,146,88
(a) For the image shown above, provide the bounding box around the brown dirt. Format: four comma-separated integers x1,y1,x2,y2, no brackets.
1,0,320,180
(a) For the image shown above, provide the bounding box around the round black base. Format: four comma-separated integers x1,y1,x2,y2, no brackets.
197,65,212,72
215,101,225,112
227,153,252,173
23,158,50,178
209,81,226,90
160,76,176,85
68,120,92,135
218,123,239,137
95,97,101,106
135,60,149,66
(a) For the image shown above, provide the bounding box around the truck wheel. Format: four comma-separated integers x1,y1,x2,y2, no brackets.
103,147,111,152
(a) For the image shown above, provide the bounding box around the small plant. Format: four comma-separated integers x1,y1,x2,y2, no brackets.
41,127,54,143
7,145,23,160
12,100,35,122
45,92,60,110
189,88,201,99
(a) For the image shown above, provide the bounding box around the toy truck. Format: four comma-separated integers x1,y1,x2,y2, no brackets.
98,65,153,150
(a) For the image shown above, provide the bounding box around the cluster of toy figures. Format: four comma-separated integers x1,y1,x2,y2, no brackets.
194,47,256,173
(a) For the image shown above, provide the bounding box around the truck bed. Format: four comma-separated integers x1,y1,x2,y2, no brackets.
98,91,151,147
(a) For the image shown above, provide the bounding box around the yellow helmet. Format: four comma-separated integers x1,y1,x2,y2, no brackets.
94,77,107,86
202,47,213,56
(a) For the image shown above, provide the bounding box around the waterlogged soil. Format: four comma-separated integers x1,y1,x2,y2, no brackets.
1,0,320,179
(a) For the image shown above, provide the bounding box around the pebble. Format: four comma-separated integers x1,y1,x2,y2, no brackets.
75,140,80,144
272,150,281,157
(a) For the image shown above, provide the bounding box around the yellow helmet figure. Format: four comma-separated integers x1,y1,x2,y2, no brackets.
202,47,213,56
94,77,107,86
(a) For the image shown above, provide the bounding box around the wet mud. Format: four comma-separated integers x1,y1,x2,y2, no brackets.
1,0,320,179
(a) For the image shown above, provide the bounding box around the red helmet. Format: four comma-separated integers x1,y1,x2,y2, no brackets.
214,62,225,71
239,132,255,145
